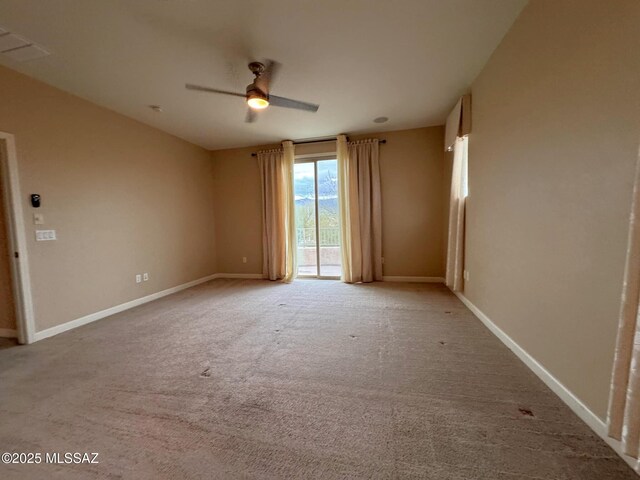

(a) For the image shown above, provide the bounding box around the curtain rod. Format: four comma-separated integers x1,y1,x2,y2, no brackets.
251,138,386,156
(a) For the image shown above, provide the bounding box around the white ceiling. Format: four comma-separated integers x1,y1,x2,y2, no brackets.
0,0,527,150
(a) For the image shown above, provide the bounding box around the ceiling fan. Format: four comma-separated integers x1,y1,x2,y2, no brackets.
185,60,320,123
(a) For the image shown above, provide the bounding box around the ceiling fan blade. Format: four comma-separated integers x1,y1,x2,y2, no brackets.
245,108,257,123
185,83,246,98
269,95,319,112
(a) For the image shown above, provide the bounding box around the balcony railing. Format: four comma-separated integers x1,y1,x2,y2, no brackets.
296,227,340,247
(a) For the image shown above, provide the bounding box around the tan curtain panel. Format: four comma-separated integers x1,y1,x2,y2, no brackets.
337,135,382,283
445,136,468,292
282,140,297,283
445,94,471,152
257,141,296,282
337,135,358,282
608,148,640,460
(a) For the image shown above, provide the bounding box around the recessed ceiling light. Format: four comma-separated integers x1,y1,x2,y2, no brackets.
373,116,388,123
149,105,163,112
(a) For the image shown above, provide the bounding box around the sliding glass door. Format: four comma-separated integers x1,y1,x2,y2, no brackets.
294,158,341,278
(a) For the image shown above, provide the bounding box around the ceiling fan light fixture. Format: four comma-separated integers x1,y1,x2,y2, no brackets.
186,60,319,122
247,96,269,109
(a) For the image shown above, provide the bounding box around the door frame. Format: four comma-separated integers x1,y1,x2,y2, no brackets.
0,132,35,344
294,154,341,280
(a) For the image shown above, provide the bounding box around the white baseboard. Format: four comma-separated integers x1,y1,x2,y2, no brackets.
215,273,264,279
34,273,219,342
454,291,639,473
383,276,445,283
0,328,18,338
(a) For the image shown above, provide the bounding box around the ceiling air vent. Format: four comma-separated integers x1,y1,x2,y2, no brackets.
0,30,50,62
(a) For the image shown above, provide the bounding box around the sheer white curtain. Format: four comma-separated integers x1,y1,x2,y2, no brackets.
608,148,640,464
445,136,468,291
337,135,383,283
257,140,296,282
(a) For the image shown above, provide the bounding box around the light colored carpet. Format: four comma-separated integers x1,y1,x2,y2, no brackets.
0,279,635,479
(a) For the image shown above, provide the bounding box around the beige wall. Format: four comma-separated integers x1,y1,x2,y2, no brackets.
211,143,272,275
465,0,640,419
0,65,217,332
212,127,446,278
0,163,16,332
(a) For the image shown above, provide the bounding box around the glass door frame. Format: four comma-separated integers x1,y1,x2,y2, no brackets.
295,154,341,280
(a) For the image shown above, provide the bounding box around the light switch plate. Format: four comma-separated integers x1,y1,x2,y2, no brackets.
35,229,56,241
33,213,44,225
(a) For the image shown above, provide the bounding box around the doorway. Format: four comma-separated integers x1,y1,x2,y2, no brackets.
294,157,341,279
0,133,35,344
0,149,17,342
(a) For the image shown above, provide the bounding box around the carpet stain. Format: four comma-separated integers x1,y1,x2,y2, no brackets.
200,367,211,378
519,407,535,417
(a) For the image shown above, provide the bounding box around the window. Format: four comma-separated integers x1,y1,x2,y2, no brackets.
294,157,341,278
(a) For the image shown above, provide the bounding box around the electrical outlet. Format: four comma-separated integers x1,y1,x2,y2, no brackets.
143,273,149,281
242,257,247,264
33,213,44,225
135,274,142,284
